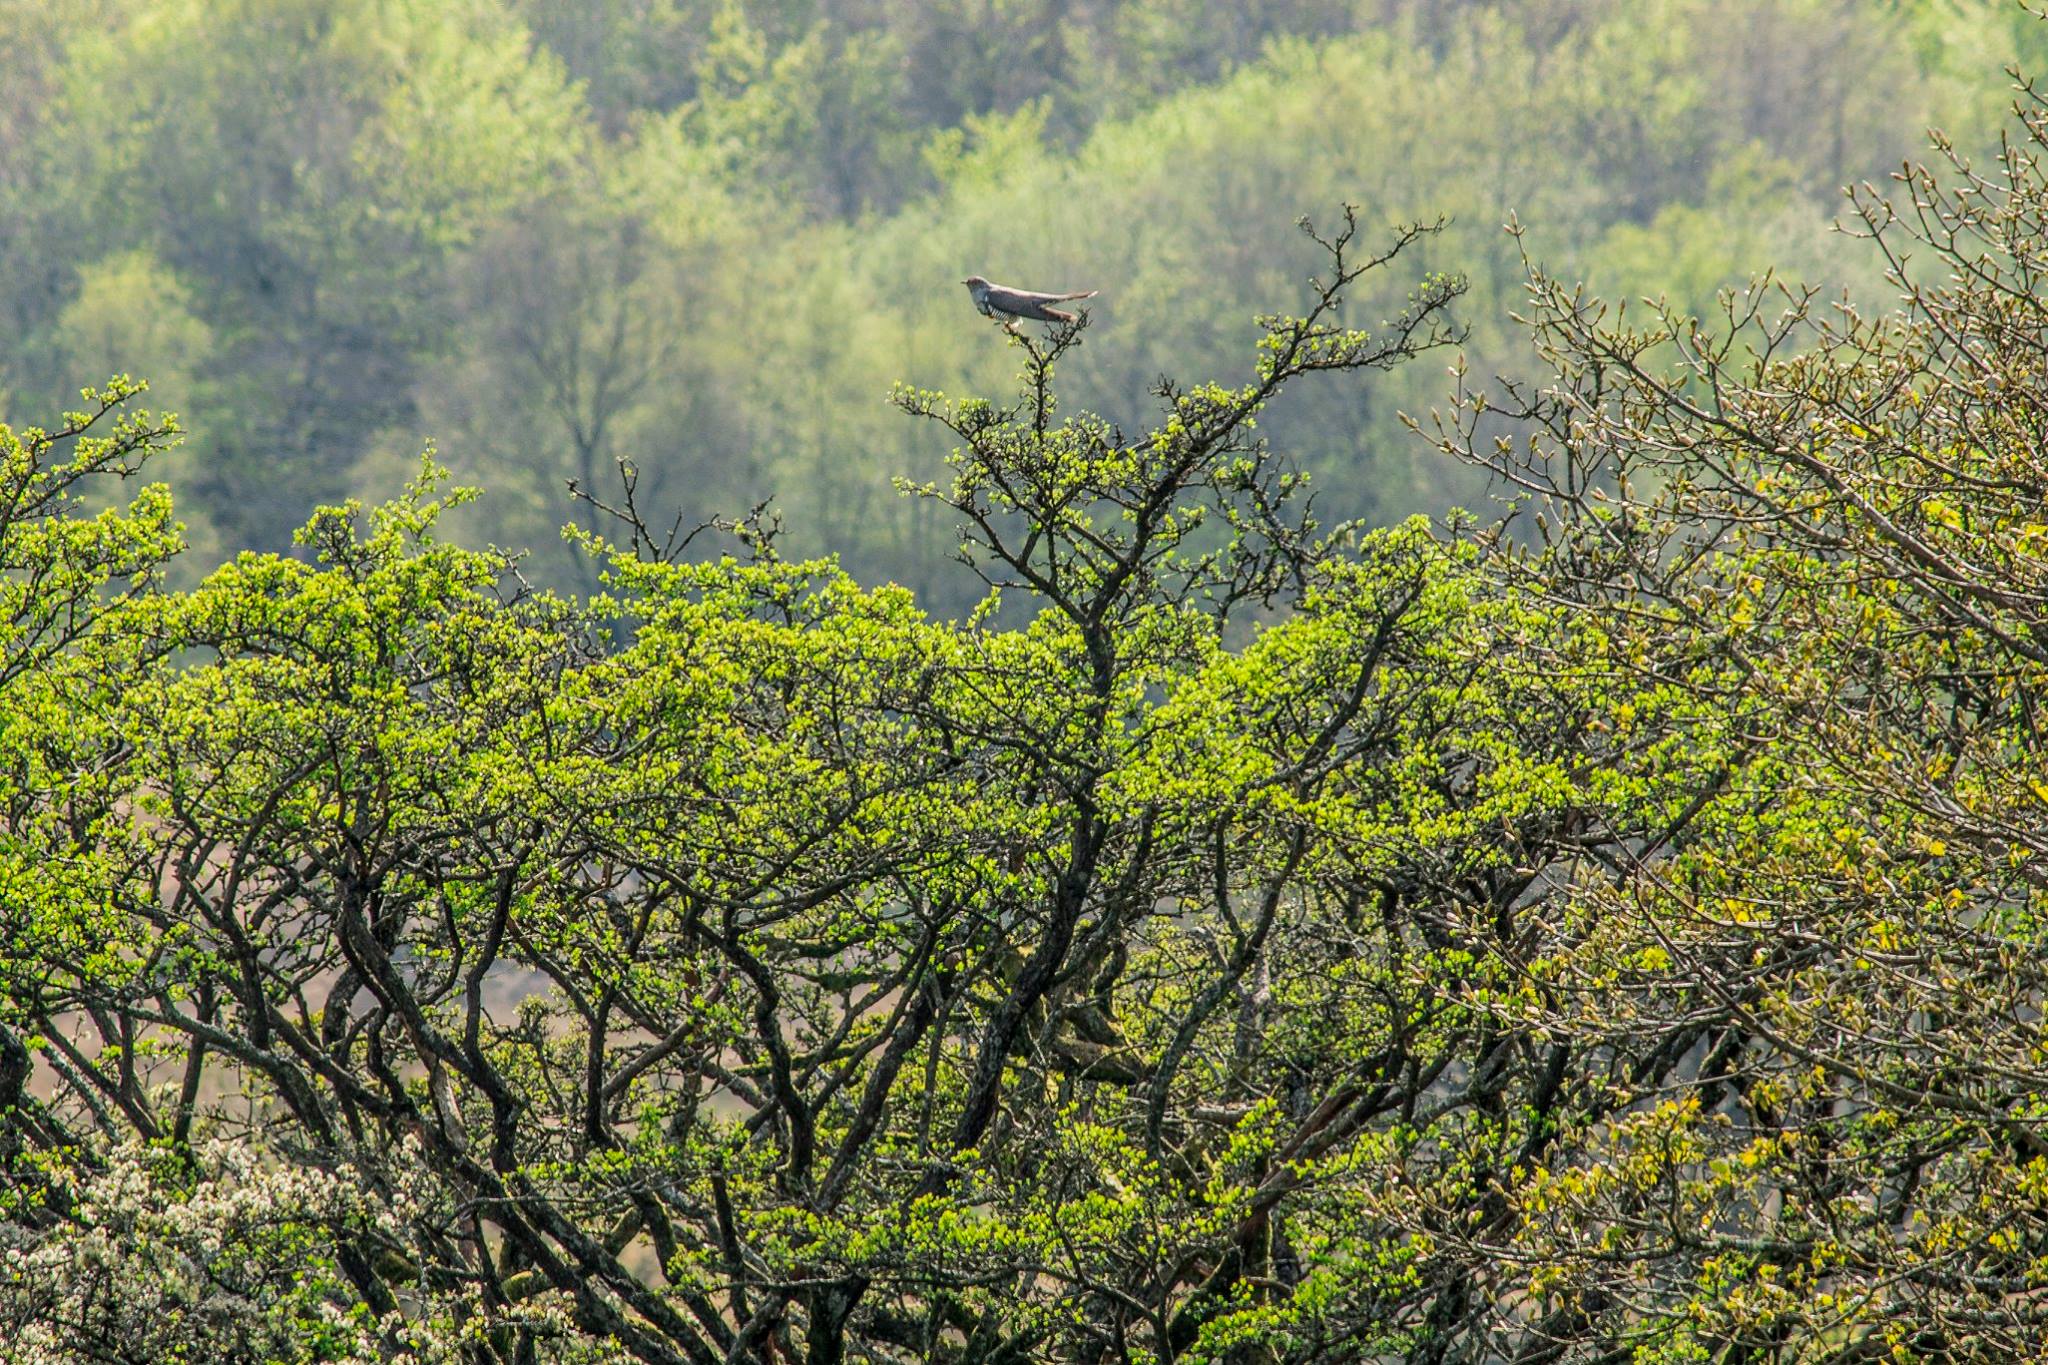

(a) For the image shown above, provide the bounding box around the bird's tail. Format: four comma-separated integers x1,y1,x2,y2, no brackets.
1044,290,1097,321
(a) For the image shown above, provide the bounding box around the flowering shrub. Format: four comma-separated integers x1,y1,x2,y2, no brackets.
3,1141,413,1362
0,1141,628,1364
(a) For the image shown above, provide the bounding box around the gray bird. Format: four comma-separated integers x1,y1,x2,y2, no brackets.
961,276,1098,325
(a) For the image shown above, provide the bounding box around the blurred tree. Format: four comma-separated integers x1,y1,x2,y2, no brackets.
49,251,223,563
403,196,691,592
478,208,674,520
676,1,919,216
7,0,589,550
1060,0,1356,125
514,0,710,132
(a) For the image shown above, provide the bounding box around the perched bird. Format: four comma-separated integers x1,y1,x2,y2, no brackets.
961,276,1098,325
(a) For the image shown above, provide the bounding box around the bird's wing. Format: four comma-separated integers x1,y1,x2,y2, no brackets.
987,285,1098,308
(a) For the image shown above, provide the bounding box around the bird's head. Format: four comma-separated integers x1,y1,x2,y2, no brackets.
961,276,989,289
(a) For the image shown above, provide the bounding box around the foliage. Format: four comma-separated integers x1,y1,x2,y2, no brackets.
1405,69,2048,1357
0,215,1666,1364
1,1141,538,1365
12,10,2048,1363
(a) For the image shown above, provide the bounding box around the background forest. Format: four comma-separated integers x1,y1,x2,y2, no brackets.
6,0,2046,605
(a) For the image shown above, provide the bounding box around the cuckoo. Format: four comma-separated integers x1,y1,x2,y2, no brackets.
961,276,1098,326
